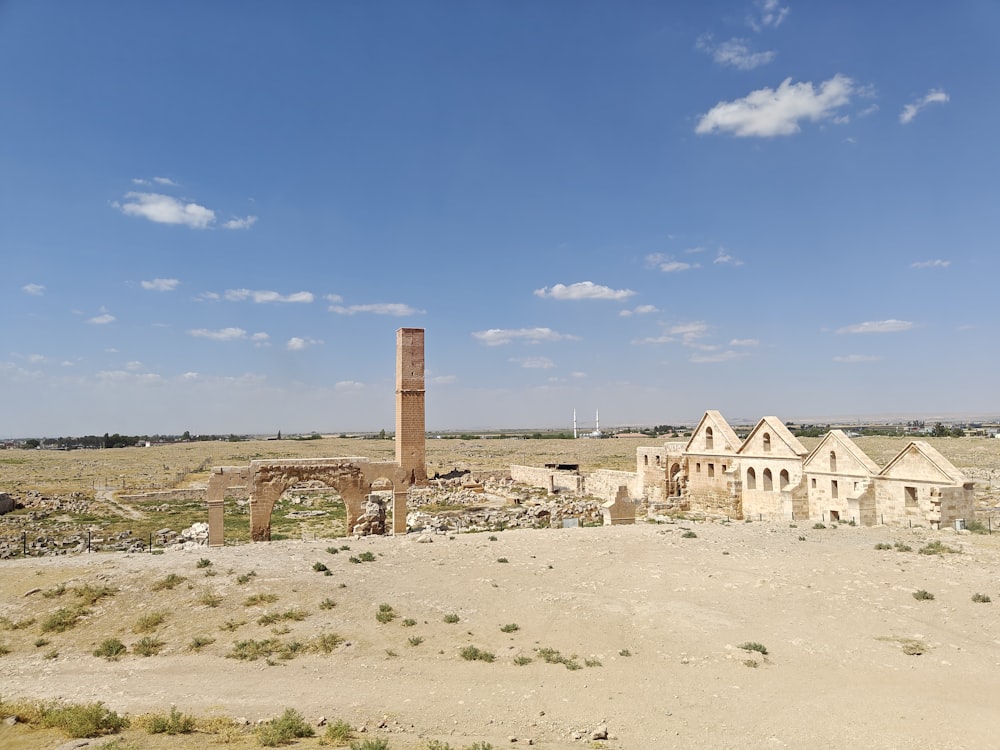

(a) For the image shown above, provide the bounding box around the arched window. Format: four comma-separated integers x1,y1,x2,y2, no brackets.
655,455,661,466
705,427,714,450
829,451,837,473
763,468,773,491
763,433,771,452
746,467,757,490
644,455,648,466
780,469,790,490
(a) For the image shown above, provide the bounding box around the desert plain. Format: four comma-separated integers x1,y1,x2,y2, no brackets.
2,435,1000,750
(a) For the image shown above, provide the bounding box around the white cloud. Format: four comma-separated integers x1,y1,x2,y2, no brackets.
714,249,744,266
900,89,949,124
510,357,556,369
329,303,424,316
224,289,314,304
22,283,45,296
730,338,760,347
95,369,164,384
286,336,323,351
646,253,696,273
189,327,247,341
632,334,676,345
910,259,950,269
696,74,856,138
747,0,790,31
324,294,344,304
251,332,270,342
836,319,914,334
431,375,457,385
633,321,711,347
533,281,636,301
223,215,258,230
116,192,216,229
690,350,747,363
152,176,179,186
141,278,180,292
619,304,660,317
570,371,587,379
334,380,365,392
833,354,881,363
87,313,115,325
471,327,581,346
696,35,776,70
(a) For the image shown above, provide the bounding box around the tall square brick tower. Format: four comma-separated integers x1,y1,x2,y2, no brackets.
395,327,426,483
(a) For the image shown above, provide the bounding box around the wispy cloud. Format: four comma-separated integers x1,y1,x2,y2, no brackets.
696,34,776,70
334,380,365,392
223,215,258,230
141,278,180,292
619,304,660,317
690,350,747,363
87,313,115,325
286,336,323,351
329,303,424,316
646,253,696,273
910,259,950,270
153,176,178,186
431,374,457,385
633,321,711,346
696,74,856,138
833,354,881,363
510,356,556,369
900,89,949,124
747,0,790,31
836,319,914,334
224,289,314,304
730,338,760,347
472,327,581,346
189,327,250,341
22,283,45,296
713,248,744,266
533,281,636,301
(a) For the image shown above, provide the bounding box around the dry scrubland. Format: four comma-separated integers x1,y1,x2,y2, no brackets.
2,436,1000,749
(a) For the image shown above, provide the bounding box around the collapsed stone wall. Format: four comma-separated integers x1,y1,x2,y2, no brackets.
585,469,642,503
510,465,583,493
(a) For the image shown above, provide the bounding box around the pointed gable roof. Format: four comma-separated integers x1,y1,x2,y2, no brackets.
684,410,741,454
802,430,880,475
736,416,808,458
879,441,968,484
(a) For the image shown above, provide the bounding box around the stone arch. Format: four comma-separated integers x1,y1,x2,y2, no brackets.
746,466,757,490
763,433,771,452
668,463,683,497
762,468,773,491
829,451,838,473
705,426,714,450
779,468,790,490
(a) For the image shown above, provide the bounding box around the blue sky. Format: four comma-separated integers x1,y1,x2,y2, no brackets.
3,1,999,436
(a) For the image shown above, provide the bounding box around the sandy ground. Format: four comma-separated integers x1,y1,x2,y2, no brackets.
3,521,1000,749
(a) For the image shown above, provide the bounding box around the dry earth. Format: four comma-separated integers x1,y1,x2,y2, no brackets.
3,522,1000,749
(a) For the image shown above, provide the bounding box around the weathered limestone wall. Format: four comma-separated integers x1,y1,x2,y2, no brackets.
510,465,583,493
602,486,637,526
875,478,975,528
686,460,741,517
585,469,641,503
395,327,426,484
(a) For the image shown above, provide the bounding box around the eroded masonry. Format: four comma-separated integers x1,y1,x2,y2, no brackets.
206,328,427,545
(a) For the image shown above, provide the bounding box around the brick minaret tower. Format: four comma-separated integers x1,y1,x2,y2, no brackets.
395,327,426,484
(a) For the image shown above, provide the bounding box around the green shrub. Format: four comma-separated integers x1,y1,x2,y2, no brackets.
358,551,376,562
236,571,257,584
350,739,390,750
459,645,496,662
41,701,129,738
894,542,913,552
874,543,892,550
133,637,165,657
513,655,532,666
146,706,195,735
42,583,67,598
500,623,519,633
93,638,127,661
151,573,186,591
74,583,118,605
196,558,213,568
245,593,279,606
188,635,216,651
133,611,167,633
919,540,958,555
348,556,361,564
584,658,602,667
965,520,988,534
220,619,246,632
496,557,509,563
738,641,768,655
320,597,337,610
326,546,340,554
376,604,396,624
619,648,632,657
408,636,424,646
256,708,314,746
402,618,417,627
325,718,354,745
228,638,283,661
311,632,345,653
912,589,935,601
313,561,330,572
443,613,459,624
488,535,498,541
972,593,992,603
681,530,697,539
41,605,89,633
812,523,826,530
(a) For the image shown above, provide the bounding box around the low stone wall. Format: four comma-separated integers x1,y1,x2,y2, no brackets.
119,488,207,503
510,465,583,493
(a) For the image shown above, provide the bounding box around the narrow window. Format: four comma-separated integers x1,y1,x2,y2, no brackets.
722,464,727,472
829,451,837,473
831,480,839,499
705,427,714,450
746,467,757,490
696,462,701,473
904,486,918,508
644,455,648,466
780,469,790,490
763,468,773,491
763,433,771,452
708,463,715,478
655,455,661,466
811,478,816,489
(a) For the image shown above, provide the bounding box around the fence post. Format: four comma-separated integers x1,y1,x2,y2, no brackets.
148,532,152,553
87,530,92,553
23,531,27,557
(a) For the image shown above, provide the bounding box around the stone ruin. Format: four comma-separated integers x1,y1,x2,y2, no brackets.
207,328,427,545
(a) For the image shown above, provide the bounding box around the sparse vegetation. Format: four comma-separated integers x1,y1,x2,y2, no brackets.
443,613,460,624
320,597,337,610
325,718,354,745
919,540,959,555
460,645,496,662
894,542,913,552
500,623,520,633
151,573,187,591
74,583,118,605
408,636,424,646
145,706,195,735
496,557,509,563
41,605,89,633
0,699,130,738
681,530,698,538
221,619,247,632
256,707,315,746
358,551,376,562
738,641,768,655
236,571,258,585
313,561,330,572
812,523,826,530
198,590,223,607
619,648,632,657
245,593,279,606
133,636,165,656
376,604,397,624
972,593,992,603
94,638,127,660
913,589,935,601
402,618,417,627
133,611,168,633
350,739,390,750
513,655,532,666
188,635,216,651
258,609,309,626
875,542,892,550
196,558,213,569
311,632,345,652
536,647,581,670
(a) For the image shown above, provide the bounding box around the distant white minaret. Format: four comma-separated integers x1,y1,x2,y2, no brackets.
595,409,600,434
573,409,578,439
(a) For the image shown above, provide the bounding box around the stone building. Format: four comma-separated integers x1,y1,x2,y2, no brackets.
803,430,880,525
737,416,809,521
683,410,742,516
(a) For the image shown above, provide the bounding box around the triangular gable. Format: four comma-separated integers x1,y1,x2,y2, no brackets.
684,410,741,454
879,441,967,484
802,430,880,475
736,416,808,458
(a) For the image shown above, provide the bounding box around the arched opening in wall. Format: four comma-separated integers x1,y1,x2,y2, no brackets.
669,463,682,496
705,427,714,450
655,455,661,466
279,479,349,539
829,451,837,473
779,469,790,490
763,433,771,452
746,467,757,490
356,477,394,536
763,468,773,491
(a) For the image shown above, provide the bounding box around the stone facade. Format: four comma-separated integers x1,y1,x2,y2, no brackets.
638,411,975,528
395,327,426,485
